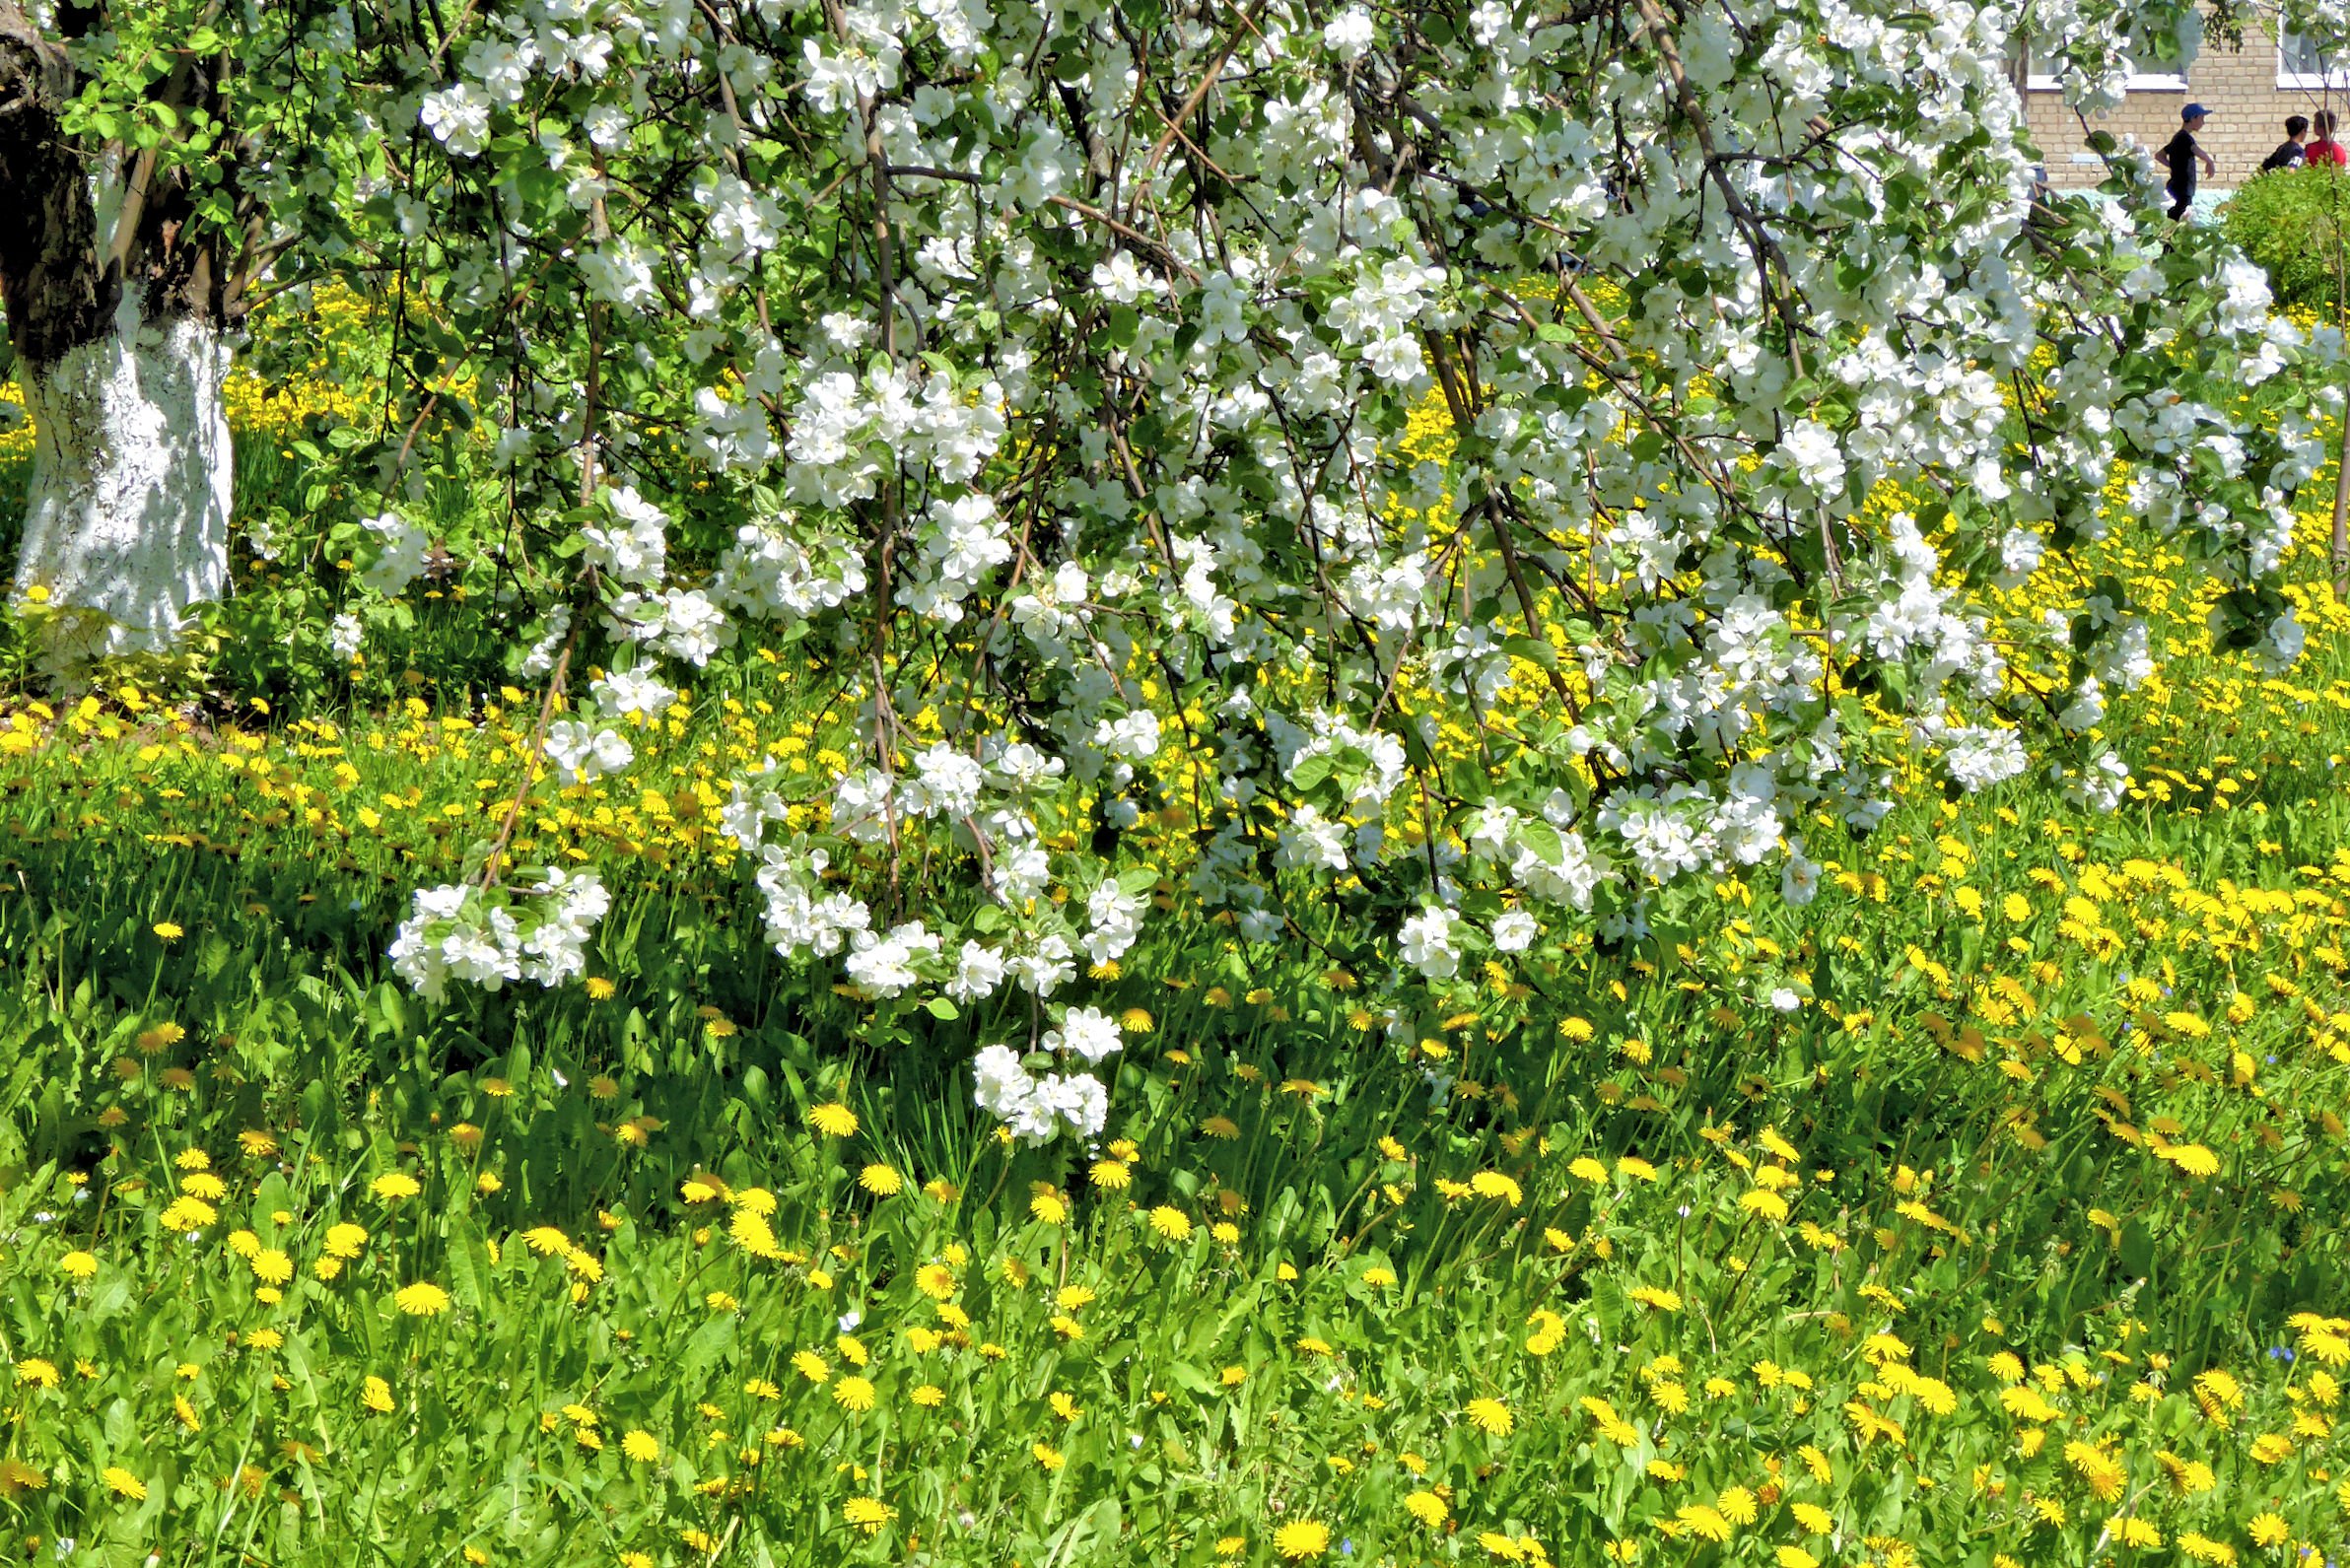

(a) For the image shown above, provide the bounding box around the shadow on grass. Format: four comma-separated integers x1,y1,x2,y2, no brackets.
0,814,2336,1368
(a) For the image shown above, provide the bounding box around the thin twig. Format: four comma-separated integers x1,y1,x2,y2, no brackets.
1144,0,1266,170
480,628,576,891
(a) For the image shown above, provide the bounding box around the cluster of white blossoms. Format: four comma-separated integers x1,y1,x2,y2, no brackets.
388,868,610,1002
317,0,2337,1140
971,1006,1125,1143
358,511,429,598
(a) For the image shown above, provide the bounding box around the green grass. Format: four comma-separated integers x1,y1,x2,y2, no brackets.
0,561,2347,1567
5,295,2350,1559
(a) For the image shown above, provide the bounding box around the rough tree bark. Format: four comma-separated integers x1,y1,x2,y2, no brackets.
0,1,252,667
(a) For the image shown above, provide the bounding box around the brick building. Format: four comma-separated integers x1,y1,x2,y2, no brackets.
2023,18,2349,196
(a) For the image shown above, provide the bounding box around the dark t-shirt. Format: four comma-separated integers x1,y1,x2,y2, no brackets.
2161,130,2198,194
2263,139,2307,172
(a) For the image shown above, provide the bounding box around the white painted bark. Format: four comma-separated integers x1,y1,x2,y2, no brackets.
12,290,232,663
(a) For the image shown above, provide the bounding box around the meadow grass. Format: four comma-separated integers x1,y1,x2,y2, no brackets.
0,534,2346,1568
4,309,2350,1567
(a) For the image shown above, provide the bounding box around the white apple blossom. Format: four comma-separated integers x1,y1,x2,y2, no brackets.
1043,1006,1123,1065
359,512,428,597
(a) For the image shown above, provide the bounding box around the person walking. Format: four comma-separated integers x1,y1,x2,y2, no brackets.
2309,109,2348,167
2159,103,2217,220
2262,114,2312,172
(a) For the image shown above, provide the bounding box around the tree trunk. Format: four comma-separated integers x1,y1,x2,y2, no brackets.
0,0,245,670
16,290,233,662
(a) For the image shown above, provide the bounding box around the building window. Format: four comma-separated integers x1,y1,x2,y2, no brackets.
2024,50,2188,92
2281,29,2348,90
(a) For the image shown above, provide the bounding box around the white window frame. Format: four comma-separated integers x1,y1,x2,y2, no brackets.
2023,55,2187,92
2279,30,2349,90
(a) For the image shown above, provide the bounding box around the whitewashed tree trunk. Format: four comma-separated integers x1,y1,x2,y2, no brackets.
13,292,233,663
3,0,253,677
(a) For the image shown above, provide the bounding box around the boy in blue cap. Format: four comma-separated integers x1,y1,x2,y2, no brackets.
2161,103,2216,220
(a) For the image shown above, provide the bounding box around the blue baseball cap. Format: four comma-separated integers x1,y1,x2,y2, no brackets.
2184,102,2210,119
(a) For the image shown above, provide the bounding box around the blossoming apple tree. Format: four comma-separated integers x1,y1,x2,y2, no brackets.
2,0,2333,1139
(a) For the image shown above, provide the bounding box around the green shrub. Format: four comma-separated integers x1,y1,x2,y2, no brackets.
2222,165,2350,311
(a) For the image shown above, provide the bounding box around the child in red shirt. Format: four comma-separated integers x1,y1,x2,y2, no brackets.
2309,109,2348,167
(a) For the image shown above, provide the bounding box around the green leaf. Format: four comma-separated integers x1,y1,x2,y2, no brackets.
1502,635,1557,669
444,1215,492,1313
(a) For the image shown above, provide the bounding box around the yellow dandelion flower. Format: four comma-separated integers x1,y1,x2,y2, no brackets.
1677,1505,1733,1543
1274,1520,1331,1559
1147,1205,1193,1241
833,1376,876,1412
842,1496,892,1534
2157,1143,2221,1179
1470,1171,1523,1205
104,1466,147,1500
361,1376,394,1414
2194,1368,2246,1411
2249,1432,2295,1466
808,1103,859,1136
394,1281,451,1317
1465,1397,1513,1436
859,1163,903,1195
728,1206,784,1261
